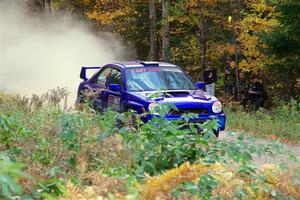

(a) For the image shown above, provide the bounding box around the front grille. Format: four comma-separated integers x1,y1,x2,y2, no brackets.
168,108,208,115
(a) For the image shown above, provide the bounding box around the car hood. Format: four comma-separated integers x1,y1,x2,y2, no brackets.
129,90,217,106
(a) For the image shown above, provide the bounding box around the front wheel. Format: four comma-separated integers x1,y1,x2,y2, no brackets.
197,128,219,138
213,129,219,138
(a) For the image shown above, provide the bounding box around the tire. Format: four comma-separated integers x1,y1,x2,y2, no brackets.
213,129,219,138
197,128,219,138
74,102,83,111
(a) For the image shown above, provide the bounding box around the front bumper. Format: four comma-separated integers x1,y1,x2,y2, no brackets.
144,113,226,131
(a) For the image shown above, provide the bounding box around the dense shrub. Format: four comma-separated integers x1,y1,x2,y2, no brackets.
119,105,220,176
0,155,30,199
0,90,299,199
0,90,133,198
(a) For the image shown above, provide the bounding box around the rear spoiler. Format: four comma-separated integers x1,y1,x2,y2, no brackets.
80,66,101,80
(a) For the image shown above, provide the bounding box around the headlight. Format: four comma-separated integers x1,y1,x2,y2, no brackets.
149,102,157,109
212,101,222,113
148,102,159,115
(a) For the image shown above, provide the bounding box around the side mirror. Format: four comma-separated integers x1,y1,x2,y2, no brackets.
196,82,205,89
109,84,121,92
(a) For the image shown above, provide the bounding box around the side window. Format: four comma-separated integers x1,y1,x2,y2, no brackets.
94,67,112,86
106,68,122,87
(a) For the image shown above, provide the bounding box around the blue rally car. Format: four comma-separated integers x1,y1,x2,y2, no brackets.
76,61,225,135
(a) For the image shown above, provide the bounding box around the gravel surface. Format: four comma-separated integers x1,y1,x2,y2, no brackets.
219,131,300,167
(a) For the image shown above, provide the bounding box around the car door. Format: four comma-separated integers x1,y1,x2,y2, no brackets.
88,67,113,111
105,67,123,112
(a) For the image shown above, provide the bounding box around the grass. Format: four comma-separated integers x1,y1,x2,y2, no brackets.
225,100,300,143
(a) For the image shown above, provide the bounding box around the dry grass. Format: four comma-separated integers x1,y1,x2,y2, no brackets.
138,161,223,200
60,146,127,200
137,161,300,200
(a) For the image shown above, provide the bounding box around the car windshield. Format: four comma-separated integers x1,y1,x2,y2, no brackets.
125,67,197,92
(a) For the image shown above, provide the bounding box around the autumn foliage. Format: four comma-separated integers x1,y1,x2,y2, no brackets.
24,0,300,99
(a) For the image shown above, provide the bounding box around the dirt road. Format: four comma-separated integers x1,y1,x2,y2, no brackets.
219,131,300,167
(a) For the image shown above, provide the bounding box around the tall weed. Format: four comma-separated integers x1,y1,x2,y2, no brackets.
225,99,300,141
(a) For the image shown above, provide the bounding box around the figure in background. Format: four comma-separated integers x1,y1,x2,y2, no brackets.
238,71,248,108
248,76,267,111
203,61,217,96
224,58,235,98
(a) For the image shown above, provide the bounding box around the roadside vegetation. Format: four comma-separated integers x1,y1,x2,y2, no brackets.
225,100,300,143
1,89,300,199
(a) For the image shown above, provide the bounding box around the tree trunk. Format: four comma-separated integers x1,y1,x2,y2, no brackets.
197,17,206,77
162,0,170,61
196,0,206,80
149,0,157,60
44,0,53,17
233,0,242,100
233,22,240,100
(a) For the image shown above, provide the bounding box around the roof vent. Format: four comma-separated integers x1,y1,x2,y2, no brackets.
140,61,159,66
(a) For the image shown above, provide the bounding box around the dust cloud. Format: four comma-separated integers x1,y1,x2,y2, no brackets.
0,0,132,104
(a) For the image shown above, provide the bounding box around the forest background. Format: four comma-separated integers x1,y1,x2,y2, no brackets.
24,0,300,102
